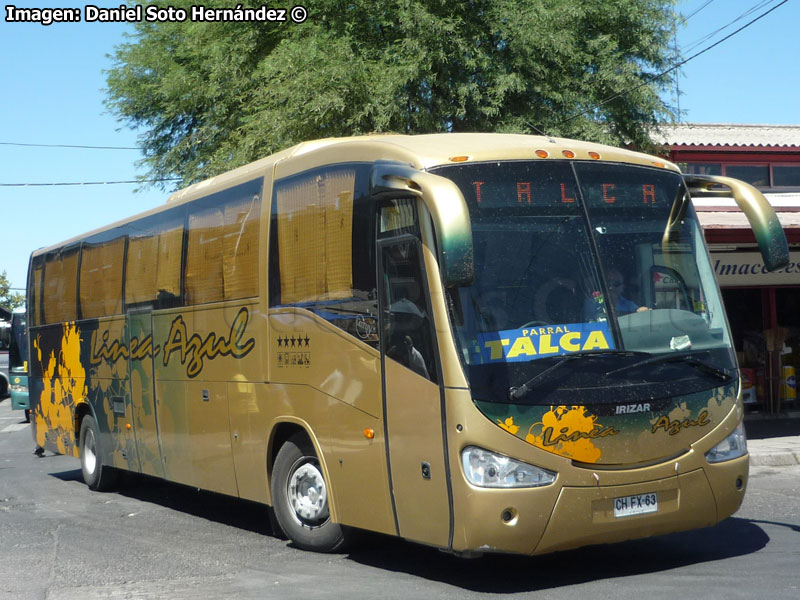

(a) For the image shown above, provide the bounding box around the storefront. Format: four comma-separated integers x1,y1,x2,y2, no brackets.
702,219,800,415
661,123,800,416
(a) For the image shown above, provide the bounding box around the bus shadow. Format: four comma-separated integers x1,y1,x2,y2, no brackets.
50,468,83,482
49,469,271,536
118,473,272,535
45,468,773,593
347,518,770,593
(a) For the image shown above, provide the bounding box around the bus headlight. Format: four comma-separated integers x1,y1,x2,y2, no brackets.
461,446,556,488
10,384,28,394
705,423,747,463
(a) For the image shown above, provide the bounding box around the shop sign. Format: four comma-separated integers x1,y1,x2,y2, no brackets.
710,251,800,287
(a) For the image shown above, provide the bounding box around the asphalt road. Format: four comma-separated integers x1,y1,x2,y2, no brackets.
1,398,798,600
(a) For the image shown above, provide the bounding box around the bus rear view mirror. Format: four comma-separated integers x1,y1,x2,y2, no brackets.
371,161,474,287
684,174,789,272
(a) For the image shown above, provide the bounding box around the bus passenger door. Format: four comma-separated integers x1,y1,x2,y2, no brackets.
379,236,452,548
127,310,165,478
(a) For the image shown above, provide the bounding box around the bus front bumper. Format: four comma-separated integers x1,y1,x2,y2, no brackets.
451,455,748,556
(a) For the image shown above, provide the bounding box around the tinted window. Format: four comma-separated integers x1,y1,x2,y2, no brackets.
185,179,262,306
80,236,125,318
269,164,377,347
43,247,79,324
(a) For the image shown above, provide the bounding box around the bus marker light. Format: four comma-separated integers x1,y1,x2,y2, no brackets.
450,156,470,162
126,424,132,430
363,428,375,440
562,150,576,158
535,150,549,158
589,151,601,160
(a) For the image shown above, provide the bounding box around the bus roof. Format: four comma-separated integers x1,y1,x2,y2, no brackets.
32,133,679,257
168,133,679,203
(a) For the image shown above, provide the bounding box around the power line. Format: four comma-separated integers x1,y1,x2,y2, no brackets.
558,0,789,127
681,0,780,54
0,179,180,187
0,141,142,150
682,0,718,23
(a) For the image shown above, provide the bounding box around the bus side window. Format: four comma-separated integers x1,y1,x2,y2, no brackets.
80,237,125,319
126,214,184,310
185,206,225,305
29,257,45,327
184,183,261,306
43,248,79,324
269,165,378,348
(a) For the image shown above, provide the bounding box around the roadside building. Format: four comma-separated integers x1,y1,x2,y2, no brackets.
660,123,800,415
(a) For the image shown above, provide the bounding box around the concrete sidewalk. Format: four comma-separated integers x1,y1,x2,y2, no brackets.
745,414,800,467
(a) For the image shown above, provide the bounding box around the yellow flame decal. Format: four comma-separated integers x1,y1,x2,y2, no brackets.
497,416,520,435
526,405,616,463
35,322,88,456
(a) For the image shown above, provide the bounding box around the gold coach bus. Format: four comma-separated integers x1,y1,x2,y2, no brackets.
28,133,788,556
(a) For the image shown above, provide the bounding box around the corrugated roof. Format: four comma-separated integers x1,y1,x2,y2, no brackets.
656,123,800,148
697,210,800,229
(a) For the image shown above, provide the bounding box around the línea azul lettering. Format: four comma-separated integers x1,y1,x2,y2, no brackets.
162,307,256,378
540,424,618,446
651,410,710,436
91,331,159,365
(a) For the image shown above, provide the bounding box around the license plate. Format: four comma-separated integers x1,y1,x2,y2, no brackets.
613,492,658,518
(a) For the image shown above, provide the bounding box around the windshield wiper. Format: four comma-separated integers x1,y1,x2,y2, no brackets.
605,354,733,382
508,350,642,401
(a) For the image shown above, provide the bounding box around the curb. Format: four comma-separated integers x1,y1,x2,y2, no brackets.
749,451,800,467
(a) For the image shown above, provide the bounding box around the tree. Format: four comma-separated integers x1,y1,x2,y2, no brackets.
0,271,25,310
106,0,678,188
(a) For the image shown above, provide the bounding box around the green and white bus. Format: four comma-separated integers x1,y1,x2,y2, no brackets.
29,133,788,556
9,306,30,421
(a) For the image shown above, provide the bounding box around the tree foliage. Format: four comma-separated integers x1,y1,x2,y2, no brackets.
106,0,678,187
0,271,25,310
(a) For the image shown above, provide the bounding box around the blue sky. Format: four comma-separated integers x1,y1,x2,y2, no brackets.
1,0,798,294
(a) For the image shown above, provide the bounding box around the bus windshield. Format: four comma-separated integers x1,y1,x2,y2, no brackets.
434,160,736,406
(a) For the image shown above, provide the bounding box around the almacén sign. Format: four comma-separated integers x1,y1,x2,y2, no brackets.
473,322,613,364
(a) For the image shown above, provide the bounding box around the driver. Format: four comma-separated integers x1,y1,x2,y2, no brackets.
584,268,649,319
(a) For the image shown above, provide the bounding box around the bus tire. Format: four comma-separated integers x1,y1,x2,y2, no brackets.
270,434,348,553
79,415,120,492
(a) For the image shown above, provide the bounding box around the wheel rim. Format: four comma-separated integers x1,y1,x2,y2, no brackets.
83,428,97,475
286,459,329,526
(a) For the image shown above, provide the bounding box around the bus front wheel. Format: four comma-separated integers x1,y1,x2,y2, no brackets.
79,415,120,492
271,434,348,552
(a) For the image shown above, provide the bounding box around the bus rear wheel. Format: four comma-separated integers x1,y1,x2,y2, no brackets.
79,415,120,492
271,434,348,552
